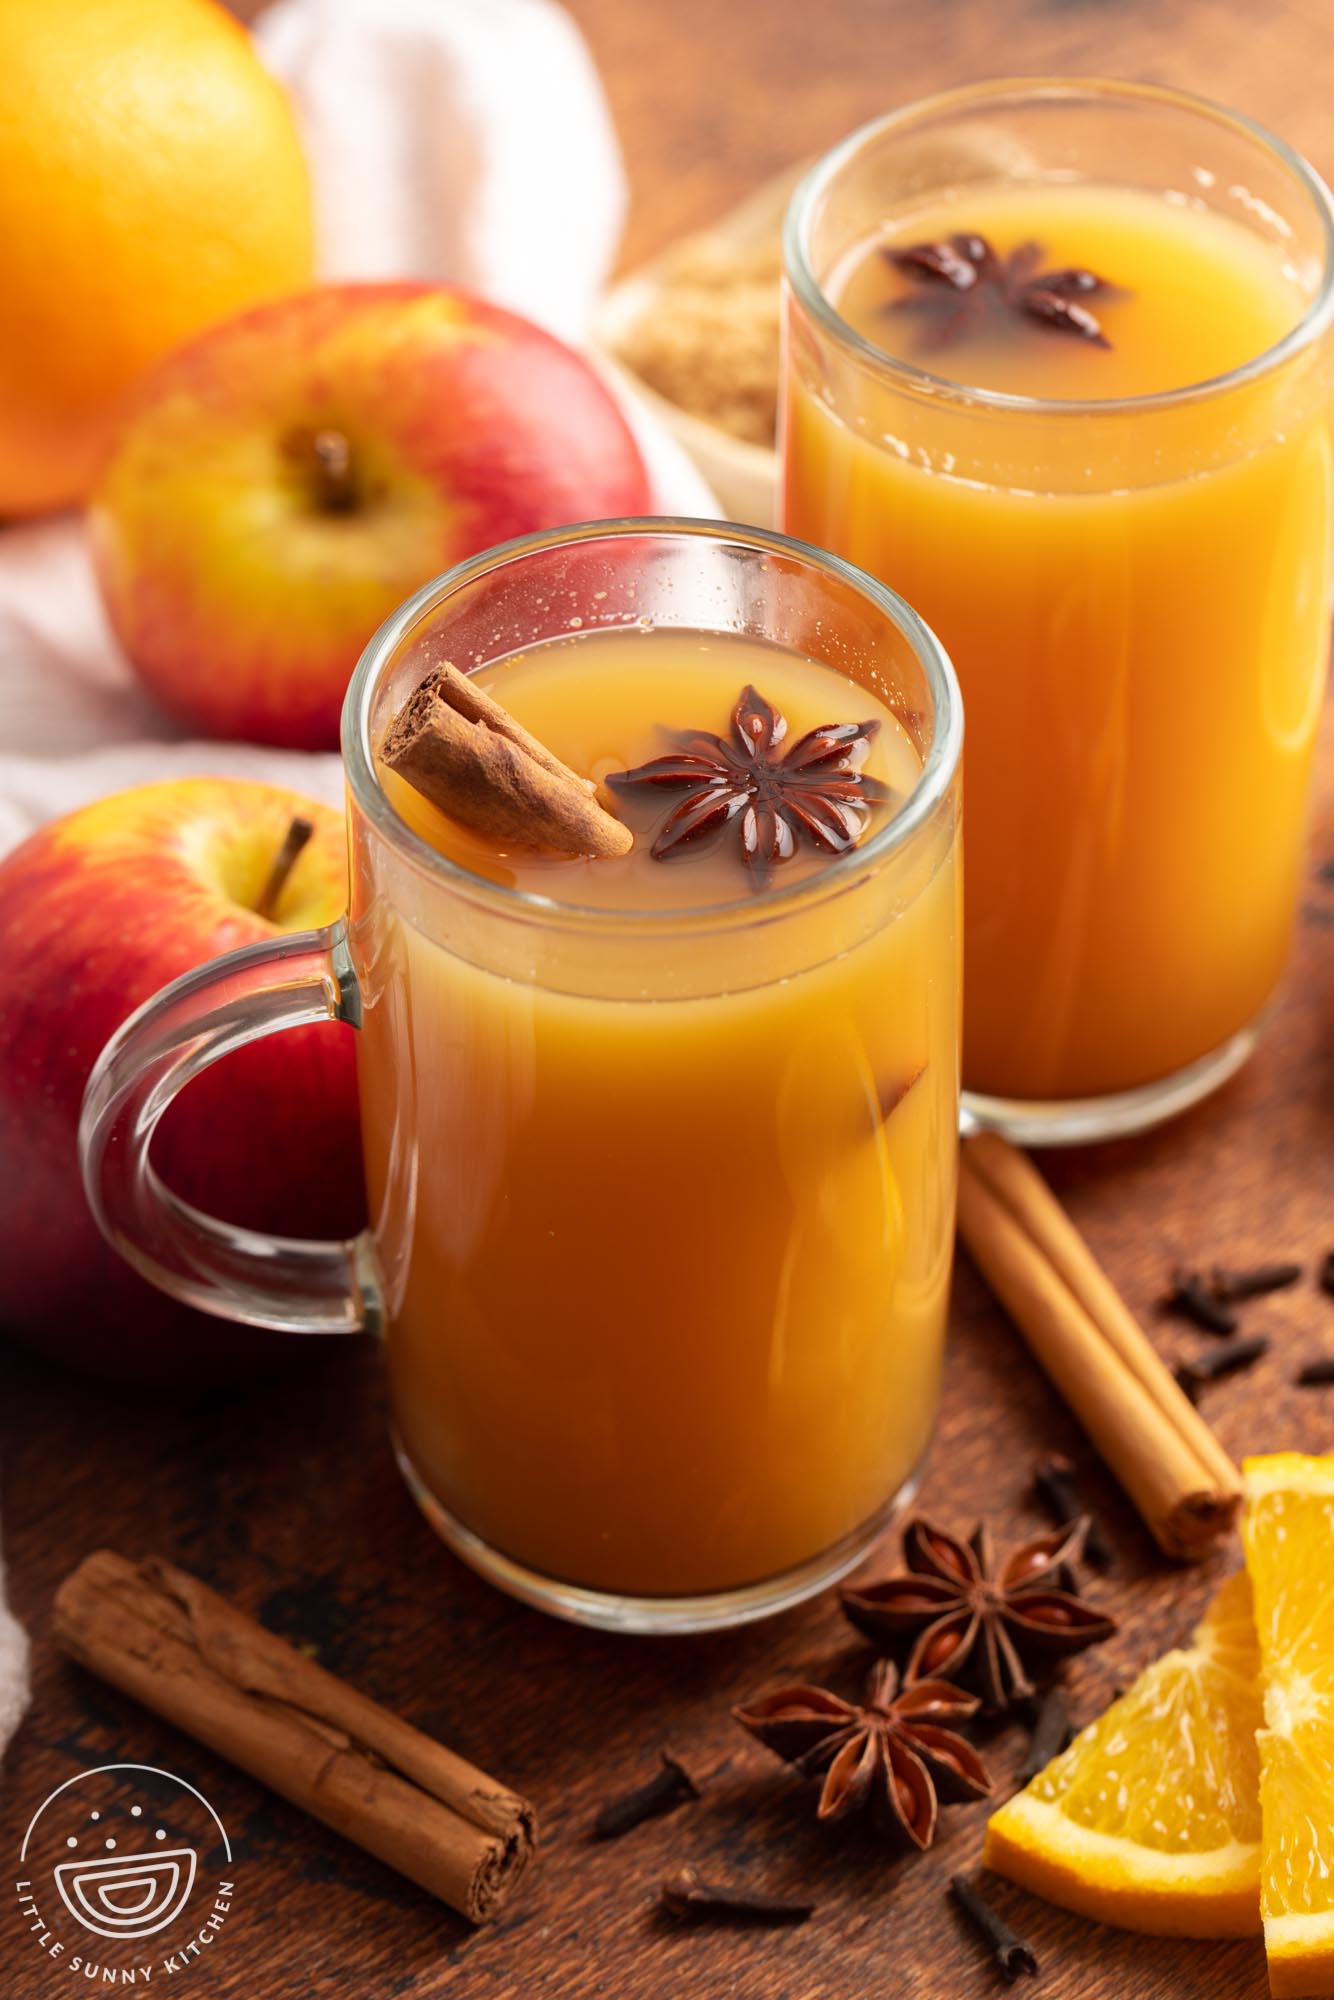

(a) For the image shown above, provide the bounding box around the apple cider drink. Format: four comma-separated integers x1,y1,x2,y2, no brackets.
784,84,1334,1133
351,529,961,1619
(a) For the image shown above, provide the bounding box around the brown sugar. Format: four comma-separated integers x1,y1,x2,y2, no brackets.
613,236,781,447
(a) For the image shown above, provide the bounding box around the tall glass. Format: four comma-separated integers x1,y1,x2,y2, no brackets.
783,81,1334,1142
80,521,962,1633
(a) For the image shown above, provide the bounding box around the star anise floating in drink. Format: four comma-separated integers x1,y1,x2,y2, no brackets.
841,1516,1117,1713
607,683,891,887
734,1658,992,1850
882,232,1118,352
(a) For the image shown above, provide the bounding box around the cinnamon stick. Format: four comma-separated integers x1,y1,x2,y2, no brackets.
381,662,632,858
52,1551,536,1924
957,1131,1241,1559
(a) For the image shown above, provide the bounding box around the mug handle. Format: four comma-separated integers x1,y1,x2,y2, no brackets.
79,922,378,1337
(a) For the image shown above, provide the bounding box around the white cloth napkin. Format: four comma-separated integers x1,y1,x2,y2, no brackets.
0,0,716,1763
257,0,627,345
0,1549,27,1759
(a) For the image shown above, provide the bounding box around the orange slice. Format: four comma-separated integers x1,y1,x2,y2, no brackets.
1243,1452,1334,1997
983,1570,1261,1936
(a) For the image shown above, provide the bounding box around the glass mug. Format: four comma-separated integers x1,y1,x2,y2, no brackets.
783,79,1334,1143
80,521,963,1634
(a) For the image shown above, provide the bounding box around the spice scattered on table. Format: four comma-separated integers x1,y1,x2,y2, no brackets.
1320,1251,1334,1299
592,1750,701,1841
659,1864,814,1926
734,1657,991,1849
1165,1270,1239,1336
1032,1455,1113,1571
956,1131,1241,1560
1209,1262,1302,1302
1017,1688,1075,1784
1296,1357,1334,1388
949,1873,1040,1982
52,1551,536,1926
1175,1334,1270,1401
841,1516,1116,1712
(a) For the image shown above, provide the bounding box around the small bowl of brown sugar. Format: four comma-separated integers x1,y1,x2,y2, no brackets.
592,170,795,526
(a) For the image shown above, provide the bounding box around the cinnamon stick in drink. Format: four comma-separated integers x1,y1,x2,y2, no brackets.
381,661,632,858
957,1131,1241,1559
52,1551,536,1924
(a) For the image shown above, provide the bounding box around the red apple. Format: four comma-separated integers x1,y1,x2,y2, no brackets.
0,778,364,1384
88,282,652,750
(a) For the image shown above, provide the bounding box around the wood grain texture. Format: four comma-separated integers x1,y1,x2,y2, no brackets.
5,1,1334,1995
566,0,1334,270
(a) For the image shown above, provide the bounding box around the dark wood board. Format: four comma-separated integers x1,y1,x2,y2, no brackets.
4,1,1334,1996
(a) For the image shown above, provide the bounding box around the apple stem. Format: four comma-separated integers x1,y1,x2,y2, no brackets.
255,816,315,922
290,426,359,512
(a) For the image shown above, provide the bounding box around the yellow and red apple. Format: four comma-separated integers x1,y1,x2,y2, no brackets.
0,778,363,1383
89,282,653,749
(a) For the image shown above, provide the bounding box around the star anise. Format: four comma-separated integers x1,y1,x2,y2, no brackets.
883,232,1117,352
841,1517,1117,1713
606,684,891,888
734,1657,991,1849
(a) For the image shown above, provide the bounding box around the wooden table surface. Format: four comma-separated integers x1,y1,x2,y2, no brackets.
5,2,1334,1996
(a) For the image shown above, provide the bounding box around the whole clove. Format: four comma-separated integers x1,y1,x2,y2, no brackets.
1296,1358,1334,1388
1032,1455,1113,1571
1017,1687,1075,1783
660,1865,814,1926
591,1751,700,1841
1320,1252,1334,1299
1175,1334,1270,1401
1165,1271,1238,1336
949,1874,1039,1982
1209,1262,1302,1302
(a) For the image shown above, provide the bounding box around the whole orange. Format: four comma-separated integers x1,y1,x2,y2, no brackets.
0,0,314,517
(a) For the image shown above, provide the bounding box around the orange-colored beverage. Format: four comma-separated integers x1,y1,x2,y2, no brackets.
784,87,1334,1127
359,625,960,1605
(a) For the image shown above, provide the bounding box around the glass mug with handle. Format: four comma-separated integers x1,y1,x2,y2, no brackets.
80,520,962,1634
